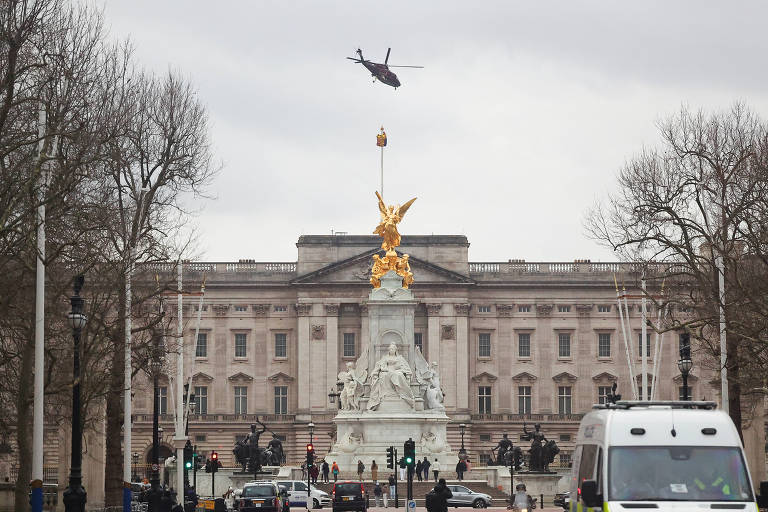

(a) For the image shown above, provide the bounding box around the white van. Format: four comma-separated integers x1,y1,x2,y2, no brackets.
276,480,331,509
570,401,768,512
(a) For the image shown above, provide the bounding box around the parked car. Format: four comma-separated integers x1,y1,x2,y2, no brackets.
554,491,569,510
331,481,368,512
446,485,492,509
237,481,288,512
277,480,330,509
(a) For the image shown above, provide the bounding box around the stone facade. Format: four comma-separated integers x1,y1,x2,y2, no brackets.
130,235,722,470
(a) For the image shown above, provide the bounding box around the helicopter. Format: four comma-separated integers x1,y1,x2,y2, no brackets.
346,48,423,88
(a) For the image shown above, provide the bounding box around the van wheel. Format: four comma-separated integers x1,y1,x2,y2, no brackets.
473,499,487,508
313,499,320,509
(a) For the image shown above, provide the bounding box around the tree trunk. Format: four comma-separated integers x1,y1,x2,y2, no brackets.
103,309,125,506
14,334,34,512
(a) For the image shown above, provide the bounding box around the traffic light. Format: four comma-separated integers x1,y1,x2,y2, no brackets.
184,441,193,470
210,451,219,473
404,438,415,466
386,446,395,469
306,443,315,466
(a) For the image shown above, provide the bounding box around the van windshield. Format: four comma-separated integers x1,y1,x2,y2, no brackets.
609,446,752,502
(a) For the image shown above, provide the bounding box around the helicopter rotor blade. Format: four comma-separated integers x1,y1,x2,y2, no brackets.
346,57,363,62
387,65,424,68
385,48,391,65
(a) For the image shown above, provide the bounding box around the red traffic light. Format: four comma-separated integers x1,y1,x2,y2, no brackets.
306,444,314,452
211,451,218,460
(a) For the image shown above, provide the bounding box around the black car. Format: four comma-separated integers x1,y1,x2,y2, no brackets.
331,482,368,512
238,482,288,512
554,491,570,510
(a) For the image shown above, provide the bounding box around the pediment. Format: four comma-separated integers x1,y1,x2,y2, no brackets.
471,372,498,383
192,372,214,382
592,372,618,382
228,372,253,382
512,372,538,382
268,372,294,383
552,372,577,383
291,249,474,286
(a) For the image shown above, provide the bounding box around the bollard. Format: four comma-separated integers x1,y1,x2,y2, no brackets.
541,494,544,508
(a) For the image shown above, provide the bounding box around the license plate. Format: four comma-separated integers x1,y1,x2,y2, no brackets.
254,500,264,506
342,497,351,501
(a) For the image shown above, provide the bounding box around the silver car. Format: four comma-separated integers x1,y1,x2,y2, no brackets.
446,485,492,508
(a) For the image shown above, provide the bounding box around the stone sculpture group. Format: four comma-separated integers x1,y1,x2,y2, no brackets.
491,424,560,473
233,420,285,474
337,342,445,413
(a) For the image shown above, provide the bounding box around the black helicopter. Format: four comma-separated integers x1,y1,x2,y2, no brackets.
346,48,423,88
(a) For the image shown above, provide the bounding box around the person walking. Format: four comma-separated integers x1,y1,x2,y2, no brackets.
422,457,431,482
415,459,423,482
398,457,406,481
426,478,453,512
388,474,396,502
322,460,330,483
432,459,441,482
455,460,466,481
374,482,384,508
371,460,379,483
310,463,319,485
332,461,340,482
357,460,365,480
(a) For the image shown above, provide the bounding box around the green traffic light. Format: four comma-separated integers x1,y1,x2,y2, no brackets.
185,462,192,469
406,457,412,464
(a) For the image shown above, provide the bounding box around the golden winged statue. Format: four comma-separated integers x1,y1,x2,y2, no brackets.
373,191,417,251
371,192,417,289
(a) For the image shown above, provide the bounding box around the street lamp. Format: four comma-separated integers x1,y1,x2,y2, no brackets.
147,334,167,512
63,275,87,512
307,422,315,510
458,423,467,456
328,380,344,407
678,333,693,401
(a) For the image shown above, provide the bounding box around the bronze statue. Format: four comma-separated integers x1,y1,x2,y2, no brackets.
370,192,417,289
265,434,285,466
233,418,285,474
491,433,513,465
522,423,558,472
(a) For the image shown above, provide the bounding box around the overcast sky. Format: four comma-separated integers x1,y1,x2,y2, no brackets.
100,1,768,263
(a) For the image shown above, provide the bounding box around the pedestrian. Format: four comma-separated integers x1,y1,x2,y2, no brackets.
455,460,466,481
398,457,406,481
322,460,330,483
426,478,452,512
332,461,340,482
383,483,389,508
415,459,423,482
388,474,396,502
301,462,307,480
465,458,472,473
311,463,319,485
374,482,384,507
422,457,431,481
371,460,379,483
432,459,441,482
357,460,365,480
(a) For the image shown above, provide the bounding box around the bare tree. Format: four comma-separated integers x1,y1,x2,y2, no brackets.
586,104,768,436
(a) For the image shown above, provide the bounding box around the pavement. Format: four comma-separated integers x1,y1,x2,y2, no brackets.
356,508,563,512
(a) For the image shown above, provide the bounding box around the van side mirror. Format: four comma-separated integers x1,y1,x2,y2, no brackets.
757,481,768,508
581,480,602,508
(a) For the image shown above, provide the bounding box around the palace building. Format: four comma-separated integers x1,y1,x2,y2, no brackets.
130,234,725,470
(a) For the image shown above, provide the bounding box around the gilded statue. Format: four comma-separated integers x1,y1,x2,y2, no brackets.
371,192,417,289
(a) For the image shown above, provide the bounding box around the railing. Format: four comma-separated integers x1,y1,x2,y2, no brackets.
8,466,58,483
138,262,297,275
469,261,691,275
469,413,584,421
135,413,297,423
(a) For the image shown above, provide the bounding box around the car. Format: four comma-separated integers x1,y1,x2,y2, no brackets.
446,485,492,509
331,481,368,512
238,481,288,512
277,480,330,509
553,491,569,509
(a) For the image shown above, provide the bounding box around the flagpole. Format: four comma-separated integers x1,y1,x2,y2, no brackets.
380,145,384,198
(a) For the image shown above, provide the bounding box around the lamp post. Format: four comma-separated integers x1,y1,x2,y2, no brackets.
307,422,315,512
327,380,344,408
678,333,693,401
147,334,165,512
63,275,87,512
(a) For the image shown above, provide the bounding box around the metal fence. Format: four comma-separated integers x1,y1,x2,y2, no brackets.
7,466,58,484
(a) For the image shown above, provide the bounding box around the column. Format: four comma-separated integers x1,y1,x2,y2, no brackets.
455,303,470,413
296,303,312,415
535,304,553,413
325,304,339,412
575,304,593,412
497,304,515,412
426,303,442,363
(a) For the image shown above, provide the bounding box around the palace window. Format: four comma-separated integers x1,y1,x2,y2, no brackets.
518,305,531,313
193,386,208,415
235,333,247,358
637,333,652,358
597,305,611,313
234,305,248,312
275,333,287,358
414,332,423,353
557,386,572,415
343,333,356,358
678,386,692,401
234,386,248,414
195,333,207,358
159,386,168,415
273,305,287,312
598,385,611,405
478,386,492,414
560,453,572,468
558,333,571,358
637,386,652,400
194,434,206,442
558,305,571,313
274,386,288,415
478,305,491,313
559,434,571,442
479,453,492,466
518,333,531,358
518,386,532,414
598,333,611,358
478,333,491,358
479,434,491,442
